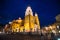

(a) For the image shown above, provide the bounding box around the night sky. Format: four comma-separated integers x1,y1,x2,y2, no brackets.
0,0,60,27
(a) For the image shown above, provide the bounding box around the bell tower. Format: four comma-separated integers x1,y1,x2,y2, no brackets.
24,6,34,32
35,13,40,30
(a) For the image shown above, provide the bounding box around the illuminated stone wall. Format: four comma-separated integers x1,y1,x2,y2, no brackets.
9,6,40,33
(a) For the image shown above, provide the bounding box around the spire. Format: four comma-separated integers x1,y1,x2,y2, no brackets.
35,12,40,29
18,17,21,20
35,12,38,16
25,6,33,16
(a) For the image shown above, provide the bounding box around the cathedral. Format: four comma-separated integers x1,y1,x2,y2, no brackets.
5,6,40,33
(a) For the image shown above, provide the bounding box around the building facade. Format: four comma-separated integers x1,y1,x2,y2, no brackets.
5,6,40,33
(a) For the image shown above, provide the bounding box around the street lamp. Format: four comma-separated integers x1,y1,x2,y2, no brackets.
57,25,59,29
59,30,60,33
49,26,52,29
45,27,48,30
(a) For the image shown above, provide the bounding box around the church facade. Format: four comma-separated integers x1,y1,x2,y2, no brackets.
5,6,40,33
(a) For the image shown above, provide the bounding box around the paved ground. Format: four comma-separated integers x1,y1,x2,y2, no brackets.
0,33,60,40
